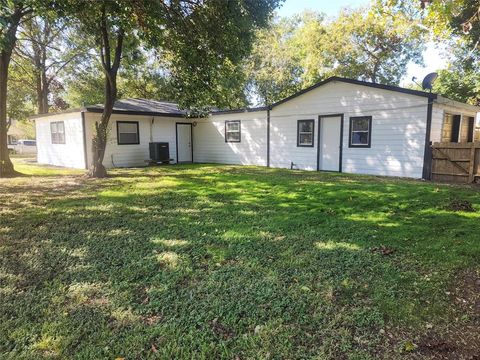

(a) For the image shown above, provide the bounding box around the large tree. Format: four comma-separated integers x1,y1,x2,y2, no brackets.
60,0,281,178
0,1,34,177
244,2,426,106
325,3,425,84
245,14,308,104
14,16,78,114
418,1,480,104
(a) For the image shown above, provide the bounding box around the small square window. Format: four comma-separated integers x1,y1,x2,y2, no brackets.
349,116,372,148
51,121,65,144
117,121,140,145
225,121,241,142
297,119,314,147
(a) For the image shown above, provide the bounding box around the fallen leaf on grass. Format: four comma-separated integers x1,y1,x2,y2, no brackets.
404,340,416,352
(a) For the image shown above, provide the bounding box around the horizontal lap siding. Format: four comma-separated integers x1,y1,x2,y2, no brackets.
270,81,429,178
270,115,317,170
85,113,183,168
35,112,86,169
193,112,268,166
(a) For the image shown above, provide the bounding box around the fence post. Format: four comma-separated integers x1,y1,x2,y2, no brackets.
468,143,476,183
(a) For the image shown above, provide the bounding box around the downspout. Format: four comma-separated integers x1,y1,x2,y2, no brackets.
150,116,154,143
81,111,88,170
267,107,271,167
422,95,435,180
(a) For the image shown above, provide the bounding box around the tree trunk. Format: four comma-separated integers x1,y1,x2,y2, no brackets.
0,54,16,177
0,7,25,178
35,67,49,114
89,73,116,178
88,14,124,178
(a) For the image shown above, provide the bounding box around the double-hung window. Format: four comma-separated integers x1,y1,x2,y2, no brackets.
117,121,140,145
349,116,372,148
225,121,241,142
51,121,65,144
297,119,314,147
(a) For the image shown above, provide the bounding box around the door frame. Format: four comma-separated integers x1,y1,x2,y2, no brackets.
175,122,193,163
317,114,344,172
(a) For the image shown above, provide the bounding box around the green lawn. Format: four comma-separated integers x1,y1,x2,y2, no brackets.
1,159,479,359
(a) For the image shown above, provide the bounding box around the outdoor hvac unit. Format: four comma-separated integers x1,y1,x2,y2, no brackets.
149,142,170,163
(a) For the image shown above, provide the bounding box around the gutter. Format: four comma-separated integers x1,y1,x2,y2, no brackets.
81,111,89,170
422,95,436,180
267,107,271,167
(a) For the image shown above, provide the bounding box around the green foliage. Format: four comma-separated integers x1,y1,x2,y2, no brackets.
245,15,306,104
434,68,480,105
7,56,36,120
416,1,480,103
62,64,104,107
245,2,426,105
8,119,35,139
329,4,425,84
1,161,479,358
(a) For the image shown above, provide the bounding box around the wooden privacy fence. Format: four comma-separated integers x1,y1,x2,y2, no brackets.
431,142,480,183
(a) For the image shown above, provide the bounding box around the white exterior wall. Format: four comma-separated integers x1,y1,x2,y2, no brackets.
84,113,185,168
193,111,268,166
269,81,429,178
35,112,86,169
430,104,444,143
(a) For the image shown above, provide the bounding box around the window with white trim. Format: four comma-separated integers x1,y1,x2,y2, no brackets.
349,116,372,148
225,120,241,142
297,119,314,147
50,121,65,144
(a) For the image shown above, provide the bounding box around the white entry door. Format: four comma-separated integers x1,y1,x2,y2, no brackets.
319,115,342,172
176,123,192,163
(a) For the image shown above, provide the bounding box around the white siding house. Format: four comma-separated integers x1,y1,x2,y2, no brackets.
32,77,480,179
36,111,86,169
193,111,268,166
83,113,188,169
268,81,430,177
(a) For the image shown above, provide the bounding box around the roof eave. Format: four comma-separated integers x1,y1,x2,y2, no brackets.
270,77,437,109
85,107,186,118
29,107,86,120
210,106,270,115
435,95,480,114
30,107,186,120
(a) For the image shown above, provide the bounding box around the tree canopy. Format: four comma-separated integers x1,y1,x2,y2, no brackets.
244,2,426,105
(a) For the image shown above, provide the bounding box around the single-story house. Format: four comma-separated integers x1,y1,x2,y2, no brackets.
32,76,480,179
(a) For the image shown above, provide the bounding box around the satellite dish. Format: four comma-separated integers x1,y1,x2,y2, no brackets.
422,72,438,92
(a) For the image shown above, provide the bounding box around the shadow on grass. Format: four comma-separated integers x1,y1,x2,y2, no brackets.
1,165,479,358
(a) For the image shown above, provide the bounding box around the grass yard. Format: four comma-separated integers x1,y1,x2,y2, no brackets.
1,159,479,359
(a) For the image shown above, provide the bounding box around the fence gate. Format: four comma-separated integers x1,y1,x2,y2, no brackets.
431,142,480,183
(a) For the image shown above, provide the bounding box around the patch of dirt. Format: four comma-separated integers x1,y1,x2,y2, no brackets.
143,315,163,325
0,175,111,215
379,325,480,360
417,334,457,355
209,318,236,339
450,269,480,322
445,199,476,212
370,246,396,256
378,269,480,359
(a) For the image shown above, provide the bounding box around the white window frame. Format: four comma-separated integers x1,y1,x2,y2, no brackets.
51,121,65,144
225,120,241,143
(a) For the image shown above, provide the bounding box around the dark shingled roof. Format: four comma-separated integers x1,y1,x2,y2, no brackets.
85,98,186,117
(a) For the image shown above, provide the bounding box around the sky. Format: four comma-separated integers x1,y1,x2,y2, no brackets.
276,0,448,85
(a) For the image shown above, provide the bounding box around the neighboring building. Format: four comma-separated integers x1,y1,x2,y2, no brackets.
7,119,37,154
31,77,480,179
